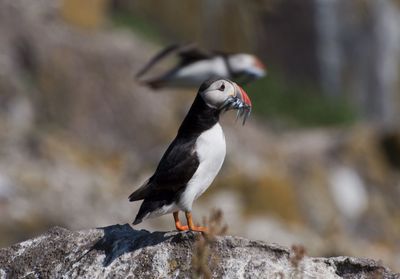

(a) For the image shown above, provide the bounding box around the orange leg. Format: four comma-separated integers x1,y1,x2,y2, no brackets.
185,212,208,233
173,211,188,231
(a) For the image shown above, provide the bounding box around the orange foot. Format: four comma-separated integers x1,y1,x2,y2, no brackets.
173,211,189,231
185,212,208,233
173,211,209,233
189,226,208,233
175,223,189,231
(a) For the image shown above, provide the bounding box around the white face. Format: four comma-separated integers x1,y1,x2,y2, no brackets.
200,79,237,109
228,54,266,78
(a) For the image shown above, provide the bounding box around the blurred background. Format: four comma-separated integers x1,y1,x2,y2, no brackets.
0,0,400,271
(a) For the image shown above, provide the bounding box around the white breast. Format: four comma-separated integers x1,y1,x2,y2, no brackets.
178,123,226,211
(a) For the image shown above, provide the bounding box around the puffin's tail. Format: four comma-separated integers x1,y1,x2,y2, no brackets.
128,191,143,202
129,180,150,202
132,200,162,226
132,217,142,225
131,202,151,225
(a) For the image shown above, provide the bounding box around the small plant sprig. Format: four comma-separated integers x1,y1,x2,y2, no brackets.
289,244,306,278
191,209,228,279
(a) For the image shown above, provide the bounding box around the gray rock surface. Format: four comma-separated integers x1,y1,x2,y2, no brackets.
0,225,398,279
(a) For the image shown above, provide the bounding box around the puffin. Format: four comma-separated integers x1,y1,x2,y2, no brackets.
129,77,252,232
136,43,266,89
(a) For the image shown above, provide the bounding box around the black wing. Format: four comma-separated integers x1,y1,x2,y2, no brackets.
176,43,213,67
136,43,213,79
135,44,181,78
129,137,199,202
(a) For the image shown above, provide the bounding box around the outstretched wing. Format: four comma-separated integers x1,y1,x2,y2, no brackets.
135,44,181,78
129,137,199,202
136,43,214,79
176,43,213,66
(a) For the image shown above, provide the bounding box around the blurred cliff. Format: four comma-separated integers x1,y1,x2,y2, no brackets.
113,0,400,126
0,0,400,272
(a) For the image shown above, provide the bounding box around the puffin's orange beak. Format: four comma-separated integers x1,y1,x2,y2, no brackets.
233,83,252,125
219,82,252,124
236,84,252,107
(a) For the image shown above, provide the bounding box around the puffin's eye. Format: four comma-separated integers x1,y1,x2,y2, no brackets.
219,84,225,91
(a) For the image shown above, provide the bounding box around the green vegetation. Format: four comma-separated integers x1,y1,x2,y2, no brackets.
110,10,165,44
244,72,358,127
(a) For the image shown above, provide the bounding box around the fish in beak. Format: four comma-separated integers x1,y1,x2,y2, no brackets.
220,82,252,125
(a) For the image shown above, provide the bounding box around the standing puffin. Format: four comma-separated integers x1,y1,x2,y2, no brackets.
136,43,266,89
129,78,252,232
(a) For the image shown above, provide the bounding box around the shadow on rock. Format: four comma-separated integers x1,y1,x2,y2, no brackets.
92,224,176,266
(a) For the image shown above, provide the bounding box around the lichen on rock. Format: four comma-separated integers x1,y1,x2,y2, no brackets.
0,225,398,279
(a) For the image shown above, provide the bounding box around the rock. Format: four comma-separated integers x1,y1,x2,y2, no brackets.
328,166,368,220
0,225,398,279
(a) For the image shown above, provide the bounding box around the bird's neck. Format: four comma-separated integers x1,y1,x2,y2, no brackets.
177,94,220,138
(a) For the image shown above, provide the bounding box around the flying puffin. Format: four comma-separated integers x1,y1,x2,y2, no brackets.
136,43,266,89
129,78,252,232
